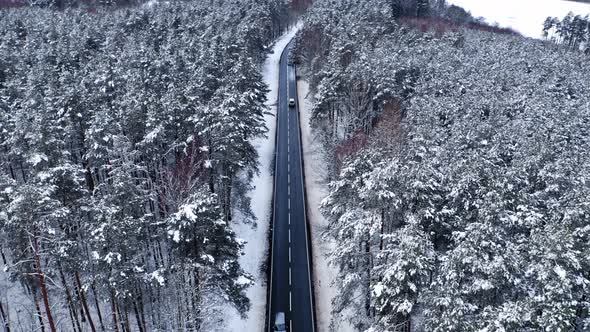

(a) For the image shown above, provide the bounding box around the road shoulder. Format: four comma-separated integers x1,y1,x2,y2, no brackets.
297,79,354,332
224,24,300,332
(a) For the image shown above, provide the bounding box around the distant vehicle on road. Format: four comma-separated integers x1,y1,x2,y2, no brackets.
288,98,295,107
274,312,287,332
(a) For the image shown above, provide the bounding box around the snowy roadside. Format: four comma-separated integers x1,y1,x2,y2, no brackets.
223,23,301,331
297,79,354,332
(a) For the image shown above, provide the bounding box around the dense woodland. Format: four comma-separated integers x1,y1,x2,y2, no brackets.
0,0,291,331
1,0,589,331
296,0,590,331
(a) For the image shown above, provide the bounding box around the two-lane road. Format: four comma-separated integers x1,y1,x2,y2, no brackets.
267,40,315,332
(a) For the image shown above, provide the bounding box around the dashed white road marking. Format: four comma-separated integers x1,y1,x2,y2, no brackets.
289,267,292,285
288,229,291,243
289,247,291,263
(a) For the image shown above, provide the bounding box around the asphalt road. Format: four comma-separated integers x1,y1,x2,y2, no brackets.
267,40,315,332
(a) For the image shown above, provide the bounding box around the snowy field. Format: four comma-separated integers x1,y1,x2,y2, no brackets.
224,24,301,331
448,0,590,38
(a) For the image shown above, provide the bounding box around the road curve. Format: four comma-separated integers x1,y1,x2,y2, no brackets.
267,40,315,332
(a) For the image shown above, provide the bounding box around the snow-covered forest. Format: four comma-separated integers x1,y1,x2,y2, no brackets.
0,1,291,331
296,0,590,330
2,0,589,331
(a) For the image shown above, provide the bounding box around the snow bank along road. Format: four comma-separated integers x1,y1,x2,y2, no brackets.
267,40,316,332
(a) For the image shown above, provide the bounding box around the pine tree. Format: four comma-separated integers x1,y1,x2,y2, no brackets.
371,217,434,328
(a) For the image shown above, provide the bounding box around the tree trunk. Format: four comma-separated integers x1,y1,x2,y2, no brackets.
175,278,184,330
149,241,160,269
74,272,97,332
65,301,79,332
193,268,202,328
146,285,157,330
207,138,215,194
379,209,385,251
135,288,147,331
365,234,373,318
0,299,10,332
226,176,233,222
7,164,15,181
81,158,95,193
123,305,131,332
2,144,16,181
0,247,7,265
33,293,46,332
110,290,120,332
131,301,144,332
156,240,165,267
33,235,57,332
19,162,27,183
91,282,106,331
58,265,82,332
116,300,127,332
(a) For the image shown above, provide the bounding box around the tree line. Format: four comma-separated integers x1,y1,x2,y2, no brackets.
543,12,590,53
0,1,291,331
296,0,590,330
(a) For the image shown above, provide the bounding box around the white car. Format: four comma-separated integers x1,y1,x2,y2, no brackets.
274,312,286,332
288,98,295,107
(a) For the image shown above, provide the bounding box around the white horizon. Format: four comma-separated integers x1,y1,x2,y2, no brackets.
447,0,590,38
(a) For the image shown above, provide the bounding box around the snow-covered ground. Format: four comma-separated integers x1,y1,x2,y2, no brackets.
448,0,590,38
297,79,354,332
224,24,301,331
0,267,35,331
0,267,77,331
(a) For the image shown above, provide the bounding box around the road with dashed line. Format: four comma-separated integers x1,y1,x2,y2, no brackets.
267,40,315,332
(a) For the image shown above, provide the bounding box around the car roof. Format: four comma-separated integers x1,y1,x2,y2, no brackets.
275,312,285,323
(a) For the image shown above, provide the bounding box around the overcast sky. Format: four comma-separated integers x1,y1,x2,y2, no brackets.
447,0,590,38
